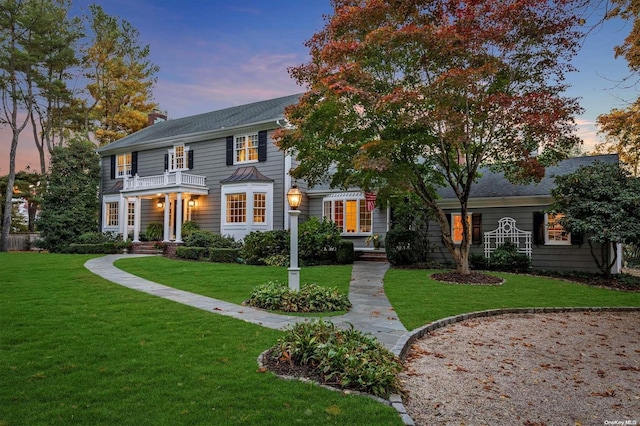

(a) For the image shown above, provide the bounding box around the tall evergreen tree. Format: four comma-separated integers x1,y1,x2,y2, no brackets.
36,137,100,252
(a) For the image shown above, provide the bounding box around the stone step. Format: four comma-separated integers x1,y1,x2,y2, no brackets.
357,250,388,262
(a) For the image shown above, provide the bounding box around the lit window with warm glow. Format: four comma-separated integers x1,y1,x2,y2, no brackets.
226,193,246,223
253,193,266,223
116,153,132,177
106,202,119,227
546,213,570,245
323,197,371,235
235,134,258,163
451,213,471,244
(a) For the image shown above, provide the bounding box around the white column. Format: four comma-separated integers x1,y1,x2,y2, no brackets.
288,209,301,291
163,193,170,242
175,192,183,242
133,197,141,242
119,193,127,241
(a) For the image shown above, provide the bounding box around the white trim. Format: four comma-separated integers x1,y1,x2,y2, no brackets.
233,133,259,165
544,213,571,245
322,193,373,236
220,182,273,240
167,144,190,172
102,195,121,231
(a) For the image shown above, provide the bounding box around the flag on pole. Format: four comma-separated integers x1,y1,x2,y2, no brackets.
365,192,377,212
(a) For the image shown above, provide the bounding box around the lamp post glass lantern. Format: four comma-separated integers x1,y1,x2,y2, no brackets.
287,184,302,291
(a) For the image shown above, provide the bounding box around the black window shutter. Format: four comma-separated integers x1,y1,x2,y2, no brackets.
571,231,583,245
472,213,482,245
164,154,169,171
110,155,116,179
131,152,138,175
226,136,234,166
258,130,267,162
533,212,545,245
188,150,194,169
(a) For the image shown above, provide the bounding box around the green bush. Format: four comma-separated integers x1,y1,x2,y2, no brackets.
145,222,163,241
469,252,489,270
244,281,351,313
175,246,206,261
241,230,290,265
298,217,341,263
181,221,200,237
336,239,354,264
270,320,402,398
209,248,241,263
66,243,119,254
184,230,240,250
385,228,422,266
487,242,531,273
263,254,290,267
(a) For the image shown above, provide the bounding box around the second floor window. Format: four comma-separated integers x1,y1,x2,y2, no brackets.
235,134,258,163
116,153,132,177
168,145,188,171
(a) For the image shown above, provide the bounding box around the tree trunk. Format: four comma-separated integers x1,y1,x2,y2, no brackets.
0,134,19,252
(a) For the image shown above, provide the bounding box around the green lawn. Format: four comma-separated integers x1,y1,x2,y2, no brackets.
115,256,352,305
384,269,640,330
0,253,402,426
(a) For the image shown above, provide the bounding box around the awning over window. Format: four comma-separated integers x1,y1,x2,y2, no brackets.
220,166,273,183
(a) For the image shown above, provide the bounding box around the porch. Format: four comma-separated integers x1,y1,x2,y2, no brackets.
118,171,208,243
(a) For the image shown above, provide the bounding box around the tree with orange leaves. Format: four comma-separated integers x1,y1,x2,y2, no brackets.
596,0,640,176
276,0,584,274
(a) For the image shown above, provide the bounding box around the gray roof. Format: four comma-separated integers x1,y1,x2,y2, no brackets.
438,154,619,199
220,166,273,183
97,93,303,153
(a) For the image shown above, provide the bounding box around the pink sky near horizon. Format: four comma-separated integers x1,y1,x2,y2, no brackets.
0,0,635,174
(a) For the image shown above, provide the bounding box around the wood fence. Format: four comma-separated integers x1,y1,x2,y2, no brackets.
7,233,41,251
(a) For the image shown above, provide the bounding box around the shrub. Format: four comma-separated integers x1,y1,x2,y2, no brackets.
175,246,206,260
184,230,240,250
270,320,402,398
145,222,163,241
66,243,119,254
298,217,341,263
181,221,200,237
209,248,241,263
244,281,351,313
488,242,531,273
241,230,290,265
385,228,422,266
336,240,354,264
263,254,290,267
77,232,109,244
469,252,489,270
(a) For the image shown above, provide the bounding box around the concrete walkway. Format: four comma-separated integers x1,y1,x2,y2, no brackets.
84,255,407,353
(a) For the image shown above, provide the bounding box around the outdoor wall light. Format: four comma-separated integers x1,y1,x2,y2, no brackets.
188,198,196,208
156,199,164,209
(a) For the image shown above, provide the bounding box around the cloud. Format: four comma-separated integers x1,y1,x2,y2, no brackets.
574,118,605,154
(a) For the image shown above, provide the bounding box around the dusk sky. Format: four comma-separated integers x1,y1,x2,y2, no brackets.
1,0,635,173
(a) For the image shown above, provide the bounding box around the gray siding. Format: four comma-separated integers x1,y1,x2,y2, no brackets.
428,205,603,273
99,126,288,236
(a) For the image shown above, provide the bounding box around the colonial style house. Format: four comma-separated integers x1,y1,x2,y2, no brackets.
97,93,618,272
97,94,389,246
429,154,622,273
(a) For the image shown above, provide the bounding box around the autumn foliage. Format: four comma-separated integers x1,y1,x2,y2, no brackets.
276,0,585,273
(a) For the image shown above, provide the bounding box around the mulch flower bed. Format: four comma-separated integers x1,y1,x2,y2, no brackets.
430,271,504,285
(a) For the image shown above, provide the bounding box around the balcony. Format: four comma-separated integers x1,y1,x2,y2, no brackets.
122,171,207,193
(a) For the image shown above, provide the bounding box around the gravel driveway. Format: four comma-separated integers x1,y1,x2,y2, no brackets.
401,311,640,425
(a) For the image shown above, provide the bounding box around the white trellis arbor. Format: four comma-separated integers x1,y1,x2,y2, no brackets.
484,217,532,258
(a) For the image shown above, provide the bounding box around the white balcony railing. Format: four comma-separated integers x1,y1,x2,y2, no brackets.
123,171,206,191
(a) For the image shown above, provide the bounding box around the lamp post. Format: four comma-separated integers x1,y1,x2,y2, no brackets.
287,184,302,291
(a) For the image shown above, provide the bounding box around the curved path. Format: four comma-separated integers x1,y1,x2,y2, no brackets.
84,255,407,353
